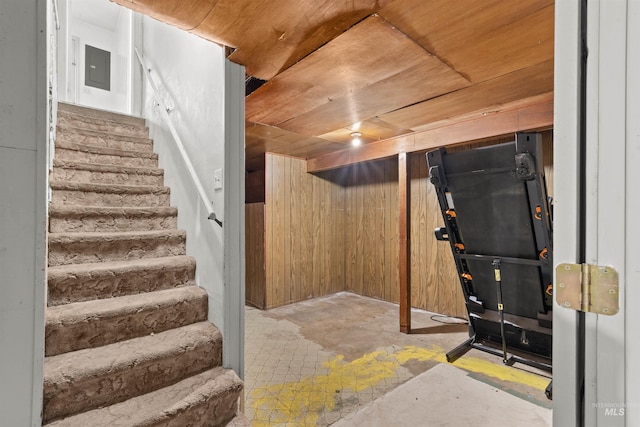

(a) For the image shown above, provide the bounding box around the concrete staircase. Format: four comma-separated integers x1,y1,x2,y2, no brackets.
44,103,248,426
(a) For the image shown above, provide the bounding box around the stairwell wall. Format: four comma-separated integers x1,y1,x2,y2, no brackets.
0,1,48,425
69,8,131,114
140,17,228,346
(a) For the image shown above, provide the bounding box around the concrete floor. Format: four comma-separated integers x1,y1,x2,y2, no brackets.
244,292,552,426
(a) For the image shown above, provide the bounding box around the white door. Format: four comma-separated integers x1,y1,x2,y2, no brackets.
554,0,640,425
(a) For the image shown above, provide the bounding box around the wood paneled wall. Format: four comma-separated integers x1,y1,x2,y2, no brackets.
245,203,266,308
246,169,265,203
341,156,466,318
250,131,554,316
409,153,467,318
262,154,345,308
344,159,400,303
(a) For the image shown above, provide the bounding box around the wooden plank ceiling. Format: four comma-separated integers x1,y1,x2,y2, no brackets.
112,0,555,172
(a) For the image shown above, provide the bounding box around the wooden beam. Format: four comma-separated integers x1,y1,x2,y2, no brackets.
398,152,411,333
306,95,553,172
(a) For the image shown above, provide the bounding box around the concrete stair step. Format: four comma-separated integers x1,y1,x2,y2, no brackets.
55,125,154,152
45,286,208,356
55,141,158,168
43,322,222,423
57,111,149,138
47,255,197,306
50,181,170,207
49,206,178,233
51,159,164,186
58,102,146,127
44,367,243,427
48,229,186,267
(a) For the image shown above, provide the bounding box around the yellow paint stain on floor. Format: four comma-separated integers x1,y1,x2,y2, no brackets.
250,345,548,426
397,345,550,391
250,349,397,426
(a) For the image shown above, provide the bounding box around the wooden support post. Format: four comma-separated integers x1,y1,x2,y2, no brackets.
398,152,411,333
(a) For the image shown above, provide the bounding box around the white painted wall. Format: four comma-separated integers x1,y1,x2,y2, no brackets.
0,0,48,425
139,16,245,376
553,1,583,425
624,4,640,424
555,1,640,425
140,16,228,342
56,0,70,106
113,10,131,113
69,3,130,113
582,0,640,425
222,59,246,377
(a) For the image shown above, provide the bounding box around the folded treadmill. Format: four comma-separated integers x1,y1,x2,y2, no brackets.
426,132,553,374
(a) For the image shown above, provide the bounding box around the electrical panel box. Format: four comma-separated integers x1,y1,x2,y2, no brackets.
85,45,111,91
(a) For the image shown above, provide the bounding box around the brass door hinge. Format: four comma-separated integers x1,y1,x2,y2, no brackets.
555,263,619,315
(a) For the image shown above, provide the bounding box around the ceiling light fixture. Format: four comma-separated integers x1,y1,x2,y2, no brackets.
350,131,362,147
